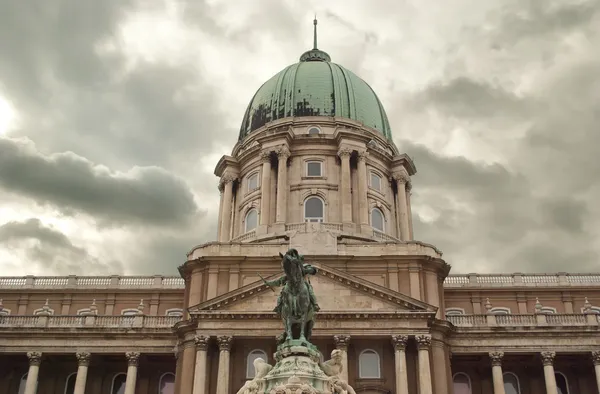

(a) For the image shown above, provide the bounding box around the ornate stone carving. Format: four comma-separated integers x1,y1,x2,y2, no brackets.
260,150,272,163
333,335,351,351
195,335,209,351
76,352,91,366
357,150,369,161
391,334,409,351
276,146,290,159
489,351,504,366
217,335,233,351
592,351,600,365
405,180,412,192
125,352,140,366
391,171,409,184
27,351,42,366
337,147,352,159
541,351,556,366
415,334,431,350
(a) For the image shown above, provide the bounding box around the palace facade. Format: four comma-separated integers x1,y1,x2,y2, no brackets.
1,23,600,394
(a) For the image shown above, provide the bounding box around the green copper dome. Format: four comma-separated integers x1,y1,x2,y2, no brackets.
239,23,392,140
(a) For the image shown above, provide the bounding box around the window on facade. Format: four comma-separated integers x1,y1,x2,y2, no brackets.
490,307,511,315
503,372,521,394
540,306,557,314
18,373,27,394
64,373,76,394
111,373,127,394
159,373,175,394
245,209,258,232
121,309,138,316
358,349,381,378
370,208,384,231
308,127,320,135
555,372,569,394
306,161,322,177
247,350,268,379
304,197,324,223
588,306,600,314
446,308,466,316
370,172,382,191
453,373,472,394
0,309,10,316
165,309,183,317
247,173,259,192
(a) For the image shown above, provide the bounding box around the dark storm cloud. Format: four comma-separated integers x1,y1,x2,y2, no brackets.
0,137,202,227
0,218,123,275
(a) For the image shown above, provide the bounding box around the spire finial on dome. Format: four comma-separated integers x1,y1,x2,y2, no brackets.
299,16,331,62
313,15,318,50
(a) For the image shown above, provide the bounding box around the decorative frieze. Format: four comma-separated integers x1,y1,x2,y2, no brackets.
217,336,233,351
333,335,351,351
27,351,42,366
489,351,504,366
391,335,409,351
415,335,431,350
195,335,209,351
125,352,140,367
76,352,91,366
541,351,556,366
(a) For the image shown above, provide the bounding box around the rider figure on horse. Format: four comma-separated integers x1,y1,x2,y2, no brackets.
264,260,321,314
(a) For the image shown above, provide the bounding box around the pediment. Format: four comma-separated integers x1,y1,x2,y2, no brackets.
188,263,436,315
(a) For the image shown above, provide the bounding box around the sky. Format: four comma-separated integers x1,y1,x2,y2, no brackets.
0,0,599,276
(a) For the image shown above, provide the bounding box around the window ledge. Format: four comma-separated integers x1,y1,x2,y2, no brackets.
301,176,327,180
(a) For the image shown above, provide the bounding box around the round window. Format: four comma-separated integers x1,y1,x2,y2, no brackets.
308,127,320,135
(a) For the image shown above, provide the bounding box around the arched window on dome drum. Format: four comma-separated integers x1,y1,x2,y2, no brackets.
503,372,521,394
18,373,27,394
63,372,76,394
370,172,382,191
452,373,472,394
245,209,258,233
308,127,321,135
111,373,127,394
304,197,324,223
246,350,268,379
159,373,175,394
555,372,569,394
358,349,381,378
370,208,384,232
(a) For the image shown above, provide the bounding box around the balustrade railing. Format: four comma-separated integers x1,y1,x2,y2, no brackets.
444,273,600,287
0,275,185,289
0,315,182,329
446,313,598,328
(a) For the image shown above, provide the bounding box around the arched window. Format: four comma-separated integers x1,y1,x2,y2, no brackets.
358,349,380,378
453,373,472,394
121,309,139,316
370,208,384,231
0,308,11,316
540,306,557,314
247,173,259,192
307,126,321,135
555,372,569,394
159,373,175,394
304,197,324,223
503,372,521,394
446,308,466,316
165,308,183,317
245,209,258,232
64,372,76,394
246,350,268,379
111,373,127,394
18,373,27,394
490,307,511,315
370,172,382,191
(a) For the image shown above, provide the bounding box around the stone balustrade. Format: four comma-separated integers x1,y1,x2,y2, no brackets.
447,313,598,328
0,315,182,329
444,272,600,287
0,275,186,289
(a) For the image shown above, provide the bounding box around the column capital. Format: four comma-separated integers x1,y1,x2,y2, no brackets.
27,351,42,366
392,171,410,184
391,335,409,351
125,352,140,367
195,335,210,351
489,351,504,366
337,147,352,159
357,149,369,161
276,145,290,159
415,334,431,350
592,350,600,365
541,351,556,366
260,150,272,163
217,335,233,351
405,181,412,192
333,335,351,351
76,352,91,366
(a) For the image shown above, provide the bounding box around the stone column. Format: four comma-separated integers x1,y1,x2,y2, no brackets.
193,336,209,394
338,147,352,224
333,335,351,382
416,335,433,394
215,336,233,394
541,351,558,394
391,335,409,394
392,172,410,241
73,352,91,394
124,352,140,394
489,351,506,394
357,150,369,225
275,146,290,223
260,150,272,226
592,351,600,394
24,352,42,394
219,173,236,242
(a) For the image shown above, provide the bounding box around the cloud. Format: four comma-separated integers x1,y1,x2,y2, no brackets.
0,136,202,227
0,218,123,275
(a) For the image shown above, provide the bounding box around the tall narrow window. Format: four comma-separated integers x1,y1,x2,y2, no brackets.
304,197,324,223
159,373,175,394
359,349,381,378
306,161,322,177
64,373,76,394
247,350,268,379
247,173,259,192
503,372,521,394
370,172,382,191
453,373,472,394
18,373,27,394
245,209,258,232
555,372,569,394
111,373,127,394
371,208,384,231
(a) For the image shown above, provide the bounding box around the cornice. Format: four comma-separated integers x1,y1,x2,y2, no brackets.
213,155,240,177
193,311,435,320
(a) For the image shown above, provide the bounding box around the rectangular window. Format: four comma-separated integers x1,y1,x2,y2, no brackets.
370,172,382,191
247,173,259,191
306,161,322,177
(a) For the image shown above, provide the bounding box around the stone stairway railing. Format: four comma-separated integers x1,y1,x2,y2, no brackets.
0,315,182,329
447,313,599,328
